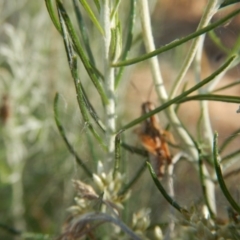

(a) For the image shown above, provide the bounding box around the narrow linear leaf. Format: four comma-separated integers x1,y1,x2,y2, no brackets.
93,0,100,12
45,0,61,32
54,93,92,178
223,167,240,180
213,132,240,214
119,160,146,196
220,0,240,8
57,0,108,105
112,8,240,67
213,80,240,93
72,61,107,151
219,128,240,153
72,0,96,65
81,85,106,132
221,149,240,164
178,94,240,104
121,142,148,156
57,9,107,150
111,0,122,20
119,56,235,132
115,0,136,88
208,30,229,54
147,162,189,215
79,0,104,35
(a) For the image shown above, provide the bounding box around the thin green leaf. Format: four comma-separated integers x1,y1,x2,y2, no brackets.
213,132,240,214
72,0,96,65
56,0,108,105
221,149,240,164
57,9,107,150
147,162,189,215
115,0,136,88
121,142,148,156
118,56,235,132
111,0,122,20
178,94,240,104
227,35,240,69
74,66,107,151
93,0,100,12
81,85,106,132
208,30,229,54
112,8,240,67
212,80,240,93
54,93,92,178
119,160,146,196
78,0,104,35
220,0,240,8
219,128,240,153
45,0,61,33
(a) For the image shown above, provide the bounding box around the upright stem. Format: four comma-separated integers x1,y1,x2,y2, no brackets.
194,31,216,214
169,0,221,98
101,0,116,159
138,0,168,103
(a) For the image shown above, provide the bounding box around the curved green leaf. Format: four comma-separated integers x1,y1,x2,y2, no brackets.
178,94,240,104
112,8,240,67
56,0,108,105
45,0,61,33
79,0,104,35
213,132,240,214
54,93,93,178
147,162,189,215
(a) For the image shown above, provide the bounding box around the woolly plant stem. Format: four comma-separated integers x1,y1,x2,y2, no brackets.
138,0,168,103
101,1,116,158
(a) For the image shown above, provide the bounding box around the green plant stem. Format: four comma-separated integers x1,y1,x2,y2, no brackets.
102,0,116,159
112,8,240,67
213,132,240,214
139,0,168,103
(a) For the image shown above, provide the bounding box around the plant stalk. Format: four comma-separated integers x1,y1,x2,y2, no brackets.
101,0,116,159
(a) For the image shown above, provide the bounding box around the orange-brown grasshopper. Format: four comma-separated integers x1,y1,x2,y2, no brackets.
137,101,172,178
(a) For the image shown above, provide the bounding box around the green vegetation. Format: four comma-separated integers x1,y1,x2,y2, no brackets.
1,0,240,239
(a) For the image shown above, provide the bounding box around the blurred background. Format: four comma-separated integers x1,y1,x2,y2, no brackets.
1,0,240,239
